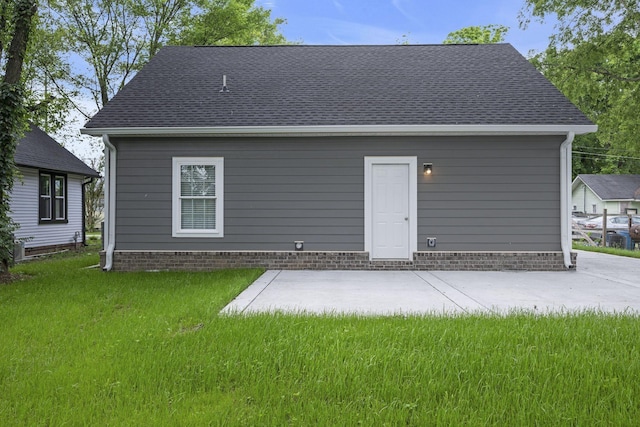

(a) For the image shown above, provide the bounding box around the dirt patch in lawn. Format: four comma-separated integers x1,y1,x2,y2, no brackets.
0,273,28,285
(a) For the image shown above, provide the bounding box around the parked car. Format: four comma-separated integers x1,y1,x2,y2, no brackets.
582,215,640,229
574,215,597,227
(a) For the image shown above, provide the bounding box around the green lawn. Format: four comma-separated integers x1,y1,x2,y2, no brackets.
1,251,639,425
574,242,640,259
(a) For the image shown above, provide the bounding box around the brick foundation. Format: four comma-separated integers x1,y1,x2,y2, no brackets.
101,250,577,272
25,242,83,257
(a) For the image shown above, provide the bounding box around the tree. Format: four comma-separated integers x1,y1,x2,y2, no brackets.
443,25,508,44
396,33,412,45
172,0,287,46
50,0,149,112
0,0,38,274
530,42,640,175
84,158,104,232
520,0,640,175
22,6,76,133
47,0,288,115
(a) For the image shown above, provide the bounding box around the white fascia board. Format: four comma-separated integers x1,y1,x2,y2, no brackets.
579,181,605,202
80,124,598,137
570,177,580,191
571,176,591,193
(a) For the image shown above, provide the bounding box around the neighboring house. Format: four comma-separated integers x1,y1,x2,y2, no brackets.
572,174,640,215
81,44,596,272
10,124,100,256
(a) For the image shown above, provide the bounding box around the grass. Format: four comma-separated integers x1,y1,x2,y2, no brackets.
86,233,101,246
574,242,640,259
1,252,639,425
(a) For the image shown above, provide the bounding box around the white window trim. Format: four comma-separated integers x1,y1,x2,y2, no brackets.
172,157,224,238
364,156,417,260
54,175,66,220
39,173,52,221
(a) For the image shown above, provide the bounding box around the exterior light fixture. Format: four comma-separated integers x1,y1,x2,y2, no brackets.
423,163,433,175
294,241,304,251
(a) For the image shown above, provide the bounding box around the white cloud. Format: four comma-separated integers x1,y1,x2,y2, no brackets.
311,18,402,44
391,0,421,24
256,0,276,8
391,0,409,18
306,17,436,45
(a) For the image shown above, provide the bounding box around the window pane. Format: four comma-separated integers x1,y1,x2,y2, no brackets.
181,165,215,197
40,196,51,220
181,198,216,229
40,175,51,196
55,176,65,197
55,198,65,219
39,174,51,220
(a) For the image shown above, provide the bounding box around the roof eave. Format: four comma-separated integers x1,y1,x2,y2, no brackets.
15,162,100,178
80,124,598,138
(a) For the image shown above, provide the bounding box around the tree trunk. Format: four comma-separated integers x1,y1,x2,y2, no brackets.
3,0,38,84
0,0,37,275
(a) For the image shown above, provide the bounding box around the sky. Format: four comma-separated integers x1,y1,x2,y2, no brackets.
256,0,557,55
64,0,559,162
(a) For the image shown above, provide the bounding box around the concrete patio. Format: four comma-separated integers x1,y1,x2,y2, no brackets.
222,250,640,315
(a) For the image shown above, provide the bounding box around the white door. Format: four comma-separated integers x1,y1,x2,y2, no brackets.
371,164,410,259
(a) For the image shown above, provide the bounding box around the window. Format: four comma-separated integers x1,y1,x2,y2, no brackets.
592,204,597,214
39,174,51,220
54,176,66,220
172,157,224,237
620,202,629,212
39,172,67,223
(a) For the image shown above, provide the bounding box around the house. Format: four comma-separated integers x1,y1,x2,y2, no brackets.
572,174,640,215
81,44,596,272
10,124,100,256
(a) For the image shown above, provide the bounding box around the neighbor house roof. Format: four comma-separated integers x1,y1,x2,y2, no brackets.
82,44,596,136
574,174,640,201
15,124,100,177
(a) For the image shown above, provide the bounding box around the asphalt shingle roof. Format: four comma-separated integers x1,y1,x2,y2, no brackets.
577,174,640,200
84,44,593,129
15,124,100,177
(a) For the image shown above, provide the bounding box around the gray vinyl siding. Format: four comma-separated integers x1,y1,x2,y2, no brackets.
9,167,85,249
113,135,563,252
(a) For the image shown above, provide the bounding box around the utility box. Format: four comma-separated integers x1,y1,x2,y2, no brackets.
13,241,25,262
616,230,635,250
606,232,624,249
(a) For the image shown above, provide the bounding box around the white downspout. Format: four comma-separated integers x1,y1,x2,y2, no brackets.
560,132,575,269
102,134,116,271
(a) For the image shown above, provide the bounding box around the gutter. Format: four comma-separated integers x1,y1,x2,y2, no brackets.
102,134,116,271
81,124,598,138
560,132,575,269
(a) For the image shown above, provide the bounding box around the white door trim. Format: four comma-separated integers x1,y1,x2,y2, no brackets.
364,156,417,260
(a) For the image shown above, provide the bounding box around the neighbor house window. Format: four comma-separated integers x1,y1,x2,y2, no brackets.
39,172,67,223
172,157,224,238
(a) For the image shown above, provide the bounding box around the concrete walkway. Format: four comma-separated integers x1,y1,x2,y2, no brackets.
221,251,640,315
